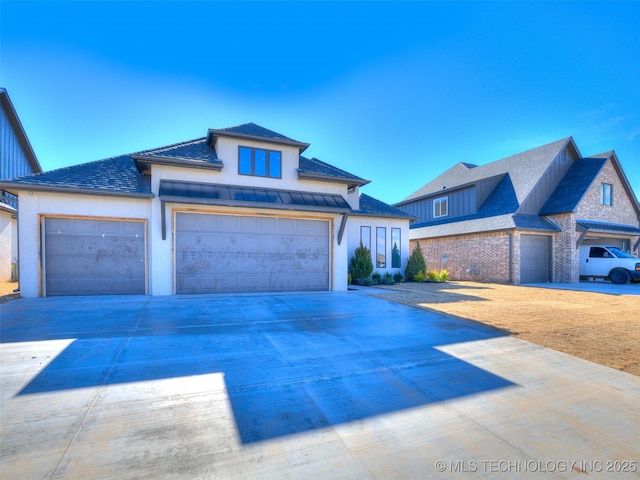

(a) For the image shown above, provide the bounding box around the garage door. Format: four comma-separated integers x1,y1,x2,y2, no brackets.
520,235,550,283
175,213,330,294
44,218,146,296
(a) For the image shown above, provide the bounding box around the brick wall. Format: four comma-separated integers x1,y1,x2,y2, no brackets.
410,231,512,283
547,213,579,283
576,160,638,225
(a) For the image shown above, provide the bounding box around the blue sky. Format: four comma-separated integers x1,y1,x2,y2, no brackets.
2,1,639,205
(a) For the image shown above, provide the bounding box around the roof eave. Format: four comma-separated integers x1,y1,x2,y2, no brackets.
352,210,416,220
132,154,223,172
297,171,370,189
0,183,154,199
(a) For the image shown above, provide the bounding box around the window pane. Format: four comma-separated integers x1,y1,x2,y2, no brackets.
239,147,252,175
601,183,612,206
360,226,371,251
391,228,401,268
434,197,448,218
254,149,267,176
376,227,386,268
269,151,281,178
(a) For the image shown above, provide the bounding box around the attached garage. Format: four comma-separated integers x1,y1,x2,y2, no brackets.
520,235,551,283
43,217,146,296
175,212,330,294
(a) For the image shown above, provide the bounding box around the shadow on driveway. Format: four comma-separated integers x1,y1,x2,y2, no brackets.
1,292,515,444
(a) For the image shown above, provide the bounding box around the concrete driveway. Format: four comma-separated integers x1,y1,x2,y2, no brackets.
1,291,639,479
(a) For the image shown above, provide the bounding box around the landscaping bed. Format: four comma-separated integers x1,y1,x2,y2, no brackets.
372,281,640,376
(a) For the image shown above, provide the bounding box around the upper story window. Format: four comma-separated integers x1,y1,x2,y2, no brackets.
433,196,448,218
600,183,612,206
238,146,282,178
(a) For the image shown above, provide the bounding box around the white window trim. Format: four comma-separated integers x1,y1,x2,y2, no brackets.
433,196,449,218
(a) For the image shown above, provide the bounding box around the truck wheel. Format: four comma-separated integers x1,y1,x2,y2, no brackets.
609,269,630,285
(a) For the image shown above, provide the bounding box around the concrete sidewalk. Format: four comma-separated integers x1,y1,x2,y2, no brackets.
1,291,639,479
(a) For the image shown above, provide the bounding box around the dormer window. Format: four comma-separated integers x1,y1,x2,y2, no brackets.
434,196,448,218
239,146,282,178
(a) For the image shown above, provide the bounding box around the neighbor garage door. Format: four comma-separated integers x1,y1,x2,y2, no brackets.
44,218,146,296
520,235,550,283
175,213,330,294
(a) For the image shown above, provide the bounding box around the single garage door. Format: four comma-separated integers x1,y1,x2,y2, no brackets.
175,213,330,294
520,235,551,283
44,218,146,296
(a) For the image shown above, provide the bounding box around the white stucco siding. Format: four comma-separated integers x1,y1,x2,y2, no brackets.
16,191,151,297
0,210,13,281
347,215,410,277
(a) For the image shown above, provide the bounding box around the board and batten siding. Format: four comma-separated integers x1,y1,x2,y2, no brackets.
400,185,476,223
1,99,39,182
520,145,578,214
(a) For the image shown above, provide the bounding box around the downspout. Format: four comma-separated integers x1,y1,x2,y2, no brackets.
506,229,513,284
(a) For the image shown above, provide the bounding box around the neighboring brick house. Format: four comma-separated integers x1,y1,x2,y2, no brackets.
0,122,412,297
395,137,640,284
0,88,43,281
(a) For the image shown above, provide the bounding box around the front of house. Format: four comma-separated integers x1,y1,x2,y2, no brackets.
395,137,640,284
0,123,412,297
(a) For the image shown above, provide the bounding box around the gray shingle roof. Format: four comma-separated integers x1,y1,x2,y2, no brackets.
136,138,222,165
298,156,369,187
0,126,369,198
354,193,415,219
540,157,607,215
0,154,152,197
208,122,310,152
577,220,640,235
402,137,574,205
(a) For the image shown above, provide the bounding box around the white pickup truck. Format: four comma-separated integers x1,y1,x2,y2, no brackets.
579,245,640,284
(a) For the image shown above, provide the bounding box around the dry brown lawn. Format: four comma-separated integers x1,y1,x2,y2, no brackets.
372,281,640,377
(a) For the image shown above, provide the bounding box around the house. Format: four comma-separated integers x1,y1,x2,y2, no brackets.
395,137,640,284
0,123,412,297
0,88,43,282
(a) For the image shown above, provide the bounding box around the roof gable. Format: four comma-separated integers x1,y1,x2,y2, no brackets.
402,137,574,206
0,88,42,176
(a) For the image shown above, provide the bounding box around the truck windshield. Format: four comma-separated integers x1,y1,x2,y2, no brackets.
607,247,634,258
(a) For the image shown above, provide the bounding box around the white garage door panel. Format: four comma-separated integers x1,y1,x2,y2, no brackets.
175,213,330,294
44,218,146,296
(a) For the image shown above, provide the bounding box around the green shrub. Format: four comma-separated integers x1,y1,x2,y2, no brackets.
372,271,382,284
382,272,394,285
393,272,404,283
427,269,449,282
349,243,373,281
414,270,426,283
355,277,374,286
405,242,426,281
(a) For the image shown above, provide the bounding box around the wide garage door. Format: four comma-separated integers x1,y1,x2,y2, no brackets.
520,235,550,283
44,218,146,296
175,213,330,294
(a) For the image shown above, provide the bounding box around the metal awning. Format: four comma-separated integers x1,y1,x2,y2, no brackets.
576,220,640,248
158,180,351,241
